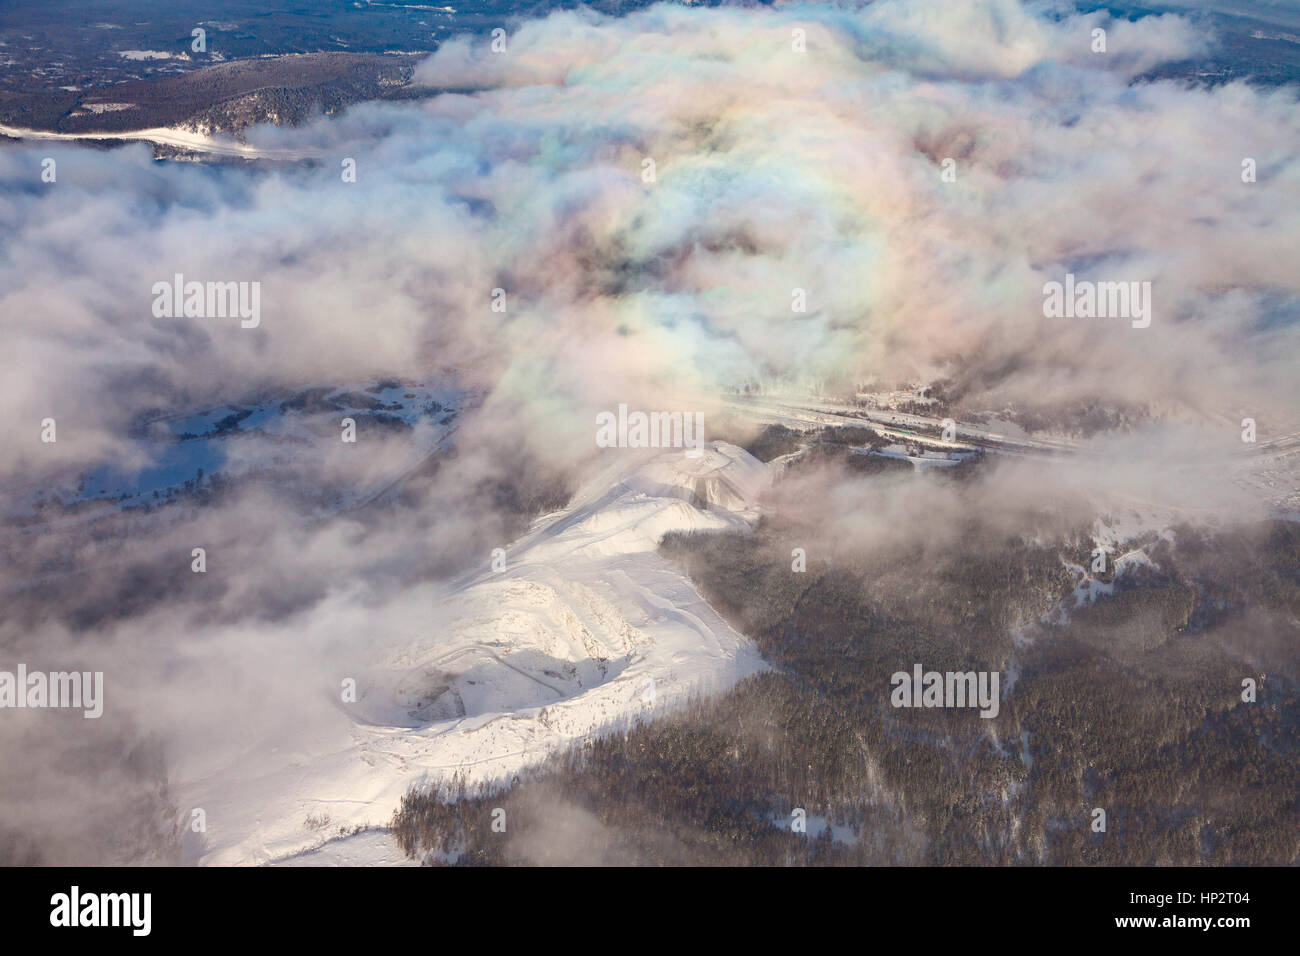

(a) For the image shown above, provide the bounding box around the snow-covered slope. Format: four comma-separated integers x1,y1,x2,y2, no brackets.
184,441,769,865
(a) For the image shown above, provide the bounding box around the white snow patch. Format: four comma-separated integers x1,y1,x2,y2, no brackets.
118,50,183,61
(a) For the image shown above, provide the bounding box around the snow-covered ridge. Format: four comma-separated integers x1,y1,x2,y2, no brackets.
0,121,324,160
186,441,769,866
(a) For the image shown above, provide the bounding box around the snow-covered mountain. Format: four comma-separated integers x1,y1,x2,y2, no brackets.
183,441,769,865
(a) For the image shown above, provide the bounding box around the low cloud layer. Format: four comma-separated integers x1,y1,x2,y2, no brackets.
2,0,1298,482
